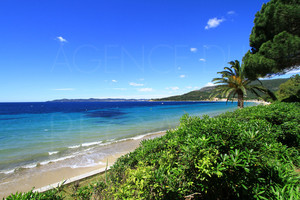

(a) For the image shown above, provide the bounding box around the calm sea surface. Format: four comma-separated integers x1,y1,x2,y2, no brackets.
0,101,255,175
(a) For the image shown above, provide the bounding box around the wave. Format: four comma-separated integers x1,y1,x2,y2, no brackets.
70,161,105,169
68,145,80,149
48,151,59,155
82,141,102,147
130,130,167,140
40,155,76,165
23,163,37,169
0,130,167,177
0,163,38,175
131,135,144,140
0,169,15,175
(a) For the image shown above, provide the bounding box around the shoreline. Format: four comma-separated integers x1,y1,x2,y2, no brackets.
152,99,271,105
0,131,167,199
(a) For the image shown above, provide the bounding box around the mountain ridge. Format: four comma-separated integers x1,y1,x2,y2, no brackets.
154,78,289,101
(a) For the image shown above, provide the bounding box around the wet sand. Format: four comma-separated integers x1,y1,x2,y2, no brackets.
0,131,166,199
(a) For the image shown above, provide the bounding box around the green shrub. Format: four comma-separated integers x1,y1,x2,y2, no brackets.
4,189,64,200
108,102,299,199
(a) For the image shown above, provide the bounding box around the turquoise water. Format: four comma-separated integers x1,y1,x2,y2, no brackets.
0,101,255,175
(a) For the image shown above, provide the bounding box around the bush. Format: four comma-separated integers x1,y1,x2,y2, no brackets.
107,102,299,199
4,189,64,200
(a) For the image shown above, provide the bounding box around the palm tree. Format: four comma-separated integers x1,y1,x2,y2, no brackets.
210,60,273,108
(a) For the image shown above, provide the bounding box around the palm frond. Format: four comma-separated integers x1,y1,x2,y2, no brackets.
223,67,234,75
210,60,271,106
248,88,262,98
240,86,247,96
226,90,237,104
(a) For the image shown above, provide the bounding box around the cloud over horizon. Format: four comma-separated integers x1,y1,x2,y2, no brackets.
166,86,179,91
129,82,144,87
204,82,215,87
138,88,153,92
286,68,300,74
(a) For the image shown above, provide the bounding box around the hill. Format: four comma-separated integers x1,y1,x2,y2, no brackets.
155,78,288,101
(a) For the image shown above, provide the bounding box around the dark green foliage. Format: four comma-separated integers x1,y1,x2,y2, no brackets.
243,0,300,79
276,74,300,102
155,78,288,101
106,102,299,199
156,86,215,101
4,189,64,200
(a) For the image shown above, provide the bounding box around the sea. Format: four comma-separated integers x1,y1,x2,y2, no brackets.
0,101,256,179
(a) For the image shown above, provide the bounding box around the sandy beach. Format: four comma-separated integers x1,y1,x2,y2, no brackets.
0,131,166,198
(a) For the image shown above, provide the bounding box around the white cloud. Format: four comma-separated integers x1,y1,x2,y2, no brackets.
190,48,197,52
227,10,235,15
112,80,117,83
204,82,216,87
179,75,186,78
129,82,144,87
286,68,300,74
57,36,67,43
138,88,153,92
166,87,179,91
186,86,193,89
205,17,225,30
52,88,74,91
199,58,206,62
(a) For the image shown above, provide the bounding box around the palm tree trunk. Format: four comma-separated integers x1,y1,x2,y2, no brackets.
237,91,244,108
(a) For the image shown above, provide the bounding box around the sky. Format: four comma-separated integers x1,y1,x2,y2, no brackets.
0,0,299,102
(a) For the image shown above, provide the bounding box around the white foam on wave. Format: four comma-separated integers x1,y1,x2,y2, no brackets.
130,130,167,141
82,141,102,147
0,163,38,175
23,163,37,169
40,155,76,165
0,169,15,175
48,151,59,155
69,145,80,149
131,135,145,140
70,160,106,169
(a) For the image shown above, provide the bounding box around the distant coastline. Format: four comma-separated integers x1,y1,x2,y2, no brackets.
48,98,149,102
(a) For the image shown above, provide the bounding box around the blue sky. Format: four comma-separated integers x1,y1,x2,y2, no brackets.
0,0,298,102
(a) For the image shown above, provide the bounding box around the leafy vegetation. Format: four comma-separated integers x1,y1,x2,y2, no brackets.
276,74,300,102
5,102,299,199
5,187,64,200
243,0,300,79
155,78,288,101
210,60,273,108
106,103,299,199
